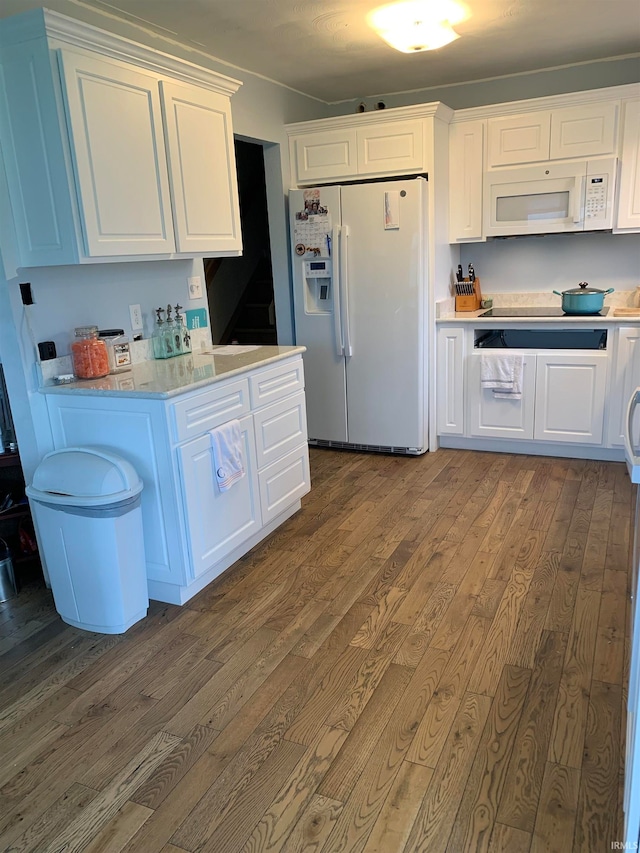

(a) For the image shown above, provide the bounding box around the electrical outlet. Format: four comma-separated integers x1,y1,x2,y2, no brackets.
188,276,203,300
129,304,143,331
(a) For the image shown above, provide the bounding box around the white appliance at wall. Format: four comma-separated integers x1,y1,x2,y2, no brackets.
484,157,617,237
289,178,428,455
623,387,640,849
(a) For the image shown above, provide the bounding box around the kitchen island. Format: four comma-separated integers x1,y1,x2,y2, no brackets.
40,346,309,604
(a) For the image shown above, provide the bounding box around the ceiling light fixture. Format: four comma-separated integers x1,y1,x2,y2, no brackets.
367,0,467,53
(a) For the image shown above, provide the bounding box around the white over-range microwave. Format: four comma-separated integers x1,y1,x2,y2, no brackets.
484,157,617,237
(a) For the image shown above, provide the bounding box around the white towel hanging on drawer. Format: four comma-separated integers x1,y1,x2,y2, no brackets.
209,420,245,492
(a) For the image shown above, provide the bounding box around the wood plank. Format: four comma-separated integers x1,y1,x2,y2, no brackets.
406,615,488,768
469,530,543,697
447,664,531,853
498,630,568,834
130,723,219,810
317,647,456,853
281,794,343,853
41,731,180,853
318,662,420,802
488,822,532,852
1,782,97,853
236,726,348,852
548,587,600,768
530,762,580,853
592,569,627,685
574,680,622,852
402,692,493,853
82,800,153,853
170,738,305,853
362,760,433,853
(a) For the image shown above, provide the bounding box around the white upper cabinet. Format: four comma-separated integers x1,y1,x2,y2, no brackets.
616,99,640,232
287,105,451,186
356,119,425,176
161,81,241,254
59,50,176,257
549,101,618,160
487,111,551,167
449,120,484,242
488,102,618,168
292,128,358,184
0,9,242,266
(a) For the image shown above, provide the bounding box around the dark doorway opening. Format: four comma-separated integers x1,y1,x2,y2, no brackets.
205,139,277,345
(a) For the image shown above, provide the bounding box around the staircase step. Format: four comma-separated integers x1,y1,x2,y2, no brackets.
232,328,278,345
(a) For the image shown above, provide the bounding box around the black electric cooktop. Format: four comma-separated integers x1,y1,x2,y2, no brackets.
479,307,610,318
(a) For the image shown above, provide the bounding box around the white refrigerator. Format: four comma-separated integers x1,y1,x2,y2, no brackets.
289,178,429,454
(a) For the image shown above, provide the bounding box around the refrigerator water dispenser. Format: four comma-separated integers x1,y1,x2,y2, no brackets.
303,259,332,314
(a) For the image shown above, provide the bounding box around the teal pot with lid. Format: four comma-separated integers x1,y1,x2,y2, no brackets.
552,282,614,314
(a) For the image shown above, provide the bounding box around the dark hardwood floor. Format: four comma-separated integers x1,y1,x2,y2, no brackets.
0,446,632,852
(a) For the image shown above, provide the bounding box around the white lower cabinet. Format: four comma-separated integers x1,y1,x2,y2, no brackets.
468,352,536,439
608,326,640,446
534,352,607,443
437,327,465,435
45,354,310,604
178,414,261,579
438,324,626,456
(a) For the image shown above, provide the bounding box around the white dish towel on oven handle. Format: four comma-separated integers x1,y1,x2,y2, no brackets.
209,419,245,492
480,352,524,400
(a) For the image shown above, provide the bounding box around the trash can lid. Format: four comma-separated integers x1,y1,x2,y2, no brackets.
26,447,143,507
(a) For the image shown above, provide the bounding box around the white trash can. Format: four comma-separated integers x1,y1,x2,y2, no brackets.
26,447,148,634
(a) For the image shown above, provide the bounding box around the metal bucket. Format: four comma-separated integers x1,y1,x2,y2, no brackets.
0,539,17,602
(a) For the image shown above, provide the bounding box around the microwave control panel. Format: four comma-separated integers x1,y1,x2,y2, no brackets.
585,174,608,222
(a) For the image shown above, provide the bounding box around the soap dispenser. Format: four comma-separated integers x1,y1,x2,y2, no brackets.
174,304,191,354
152,308,169,359
165,304,180,357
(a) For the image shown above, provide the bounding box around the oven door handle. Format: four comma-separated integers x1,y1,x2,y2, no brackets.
625,387,640,483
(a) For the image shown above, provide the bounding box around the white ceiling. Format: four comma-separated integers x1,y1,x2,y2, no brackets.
3,0,640,102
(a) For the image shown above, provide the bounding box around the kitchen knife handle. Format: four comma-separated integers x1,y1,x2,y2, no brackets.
625,388,640,481
333,225,344,357
340,225,353,357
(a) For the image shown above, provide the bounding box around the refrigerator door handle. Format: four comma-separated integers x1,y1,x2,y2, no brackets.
332,225,344,356
340,225,353,357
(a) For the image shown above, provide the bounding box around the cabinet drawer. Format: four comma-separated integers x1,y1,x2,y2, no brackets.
249,358,304,410
258,444,310,524
254,392,308,469
172,378,250,443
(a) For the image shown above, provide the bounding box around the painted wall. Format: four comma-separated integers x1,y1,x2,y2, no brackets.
460,231,640,294
331,56,640,114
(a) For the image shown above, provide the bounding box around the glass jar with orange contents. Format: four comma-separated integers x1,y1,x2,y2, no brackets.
71,326,110,379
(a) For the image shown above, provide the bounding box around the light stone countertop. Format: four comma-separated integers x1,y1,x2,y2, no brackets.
436,290,640,323
39,345,306,399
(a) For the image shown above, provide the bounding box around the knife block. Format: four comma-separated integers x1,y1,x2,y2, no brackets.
455,279,482,312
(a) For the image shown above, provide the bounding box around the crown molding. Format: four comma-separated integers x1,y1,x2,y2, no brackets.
286,101,454,135
0,8,242,97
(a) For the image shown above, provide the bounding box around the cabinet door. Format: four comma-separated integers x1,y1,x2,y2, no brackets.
178,415,261,579
534,352,607,444
437,327,465,435
550,101,618,160
616,99,640,231
356,119,425,176
253,392,308,469
58,50,176,256
449,121,484,242
608,326,640,447
161,80,242,254
487,112,551,167
468,352,536,439
292,128,357,184
258,444,310,524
